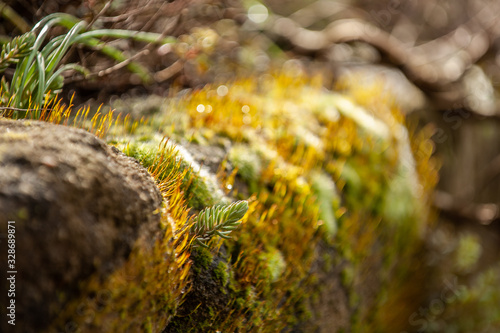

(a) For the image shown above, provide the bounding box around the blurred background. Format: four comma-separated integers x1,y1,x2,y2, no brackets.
1,0,499,331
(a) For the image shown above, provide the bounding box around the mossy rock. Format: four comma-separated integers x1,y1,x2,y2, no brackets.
0,72,438,332
118,73,436,331
0,119,162,333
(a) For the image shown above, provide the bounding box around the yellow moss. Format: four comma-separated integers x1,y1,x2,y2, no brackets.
143,71,434,330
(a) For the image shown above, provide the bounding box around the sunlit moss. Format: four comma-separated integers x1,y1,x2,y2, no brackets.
149,71,436,330
117,138,226,210
259,246,286,283
214,261,230,286
311,171,339,237
228,144,262,183
192,247,213,275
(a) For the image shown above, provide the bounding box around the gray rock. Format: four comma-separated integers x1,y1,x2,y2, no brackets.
0,119,162,332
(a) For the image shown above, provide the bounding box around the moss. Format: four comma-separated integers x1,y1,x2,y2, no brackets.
185,169,222,209
120,141,163,170
311,172,340,237
259,247,286,283
143,317,153,333
165,252,234,332
228,144,262,192
341,265,355,288
120,139,225,210
138,134,154,142
234,297,246,311
192,247,213,275
213,261,229,286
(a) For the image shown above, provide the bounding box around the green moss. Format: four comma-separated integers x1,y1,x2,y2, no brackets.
192,247,213,275
235,297,246,311
120,141,162,171
143,317,153,333
311,172,339,237
119,140,225,210
213,261,229,286
339,161,362,200
229,144,262,188
382,164,419,226
238,286,258,312
186,169,224,209
260,247,286,283
341,265,355,288
138,135,154,142
293,296,313,323
110,95,165,117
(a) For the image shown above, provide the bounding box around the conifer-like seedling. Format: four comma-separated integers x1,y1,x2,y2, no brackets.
0,33,35,73
191,200,248,248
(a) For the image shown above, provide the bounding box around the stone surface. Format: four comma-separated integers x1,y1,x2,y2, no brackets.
0,119,162,332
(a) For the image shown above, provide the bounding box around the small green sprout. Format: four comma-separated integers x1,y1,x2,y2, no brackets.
191,200,248,248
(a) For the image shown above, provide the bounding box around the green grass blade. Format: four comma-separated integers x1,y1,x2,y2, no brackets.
40,35,64,59
35,52,46,111
14,22,55,106
45,21,87,76
32,13,76,31
46,63,89,91
75,29,176,45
